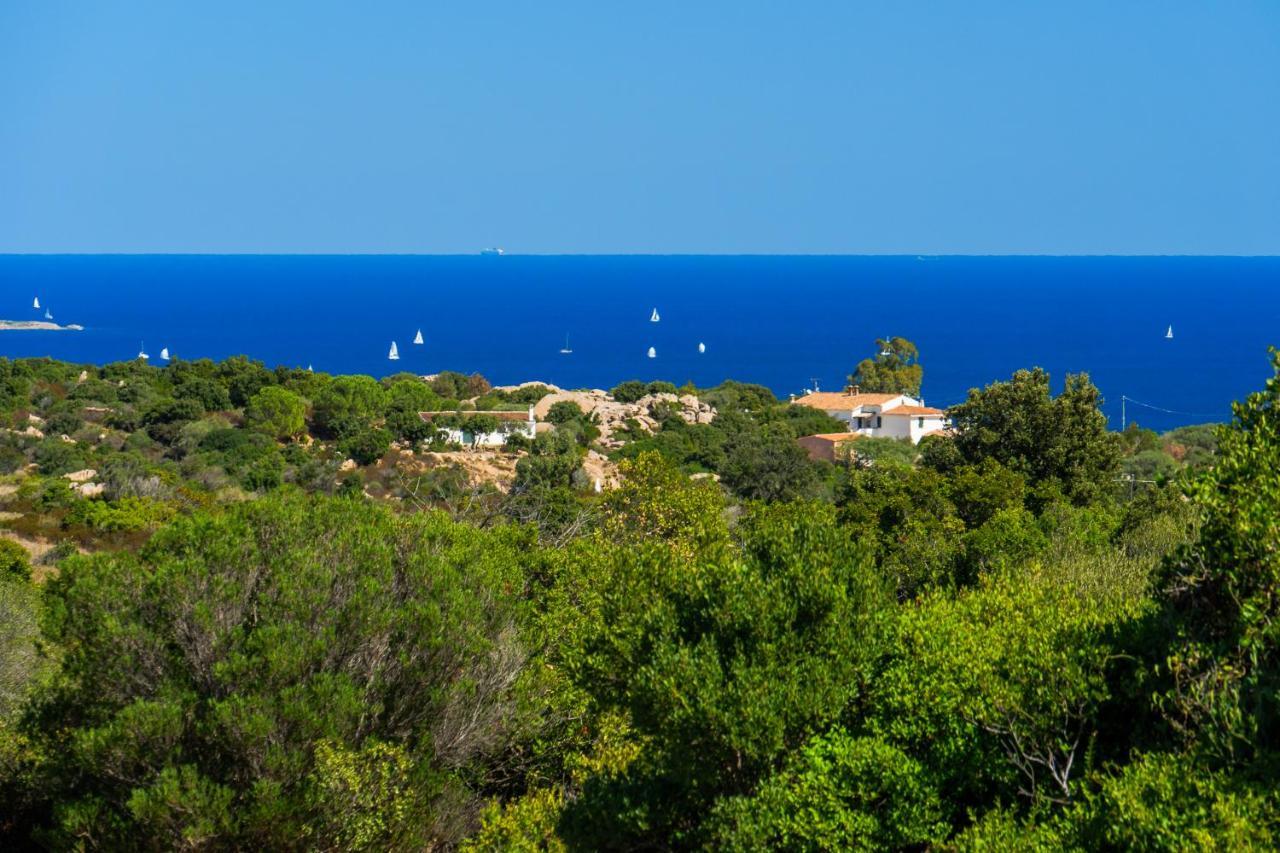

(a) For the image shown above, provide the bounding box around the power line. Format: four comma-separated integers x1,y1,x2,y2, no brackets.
1120,394,1226,430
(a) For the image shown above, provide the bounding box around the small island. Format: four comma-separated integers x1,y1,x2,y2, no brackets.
0,320,84,332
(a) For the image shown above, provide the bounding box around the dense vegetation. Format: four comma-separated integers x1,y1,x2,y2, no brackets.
2,345,1276,850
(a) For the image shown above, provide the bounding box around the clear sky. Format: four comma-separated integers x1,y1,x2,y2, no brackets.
2,2,1277,254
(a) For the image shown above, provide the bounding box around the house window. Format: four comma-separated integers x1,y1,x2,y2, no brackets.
876,416,882,428
918,417,924,428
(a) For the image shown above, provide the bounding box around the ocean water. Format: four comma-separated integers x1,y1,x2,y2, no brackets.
2,255,1278,430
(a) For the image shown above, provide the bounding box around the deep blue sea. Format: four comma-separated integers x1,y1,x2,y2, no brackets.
2,255,1278,429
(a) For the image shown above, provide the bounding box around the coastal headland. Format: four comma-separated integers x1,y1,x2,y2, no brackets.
0,320,84,332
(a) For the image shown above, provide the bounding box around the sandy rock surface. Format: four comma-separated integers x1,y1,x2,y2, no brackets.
520,385,715,449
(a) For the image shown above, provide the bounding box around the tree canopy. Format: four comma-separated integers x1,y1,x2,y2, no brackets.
849,336,924,396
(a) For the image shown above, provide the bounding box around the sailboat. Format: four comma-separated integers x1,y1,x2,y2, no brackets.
44,309,53,320
388,341,400,361
307,364,314,373
32,297,40,310
1165,325,1174,340
647,346,656,358
560,335,573,354
413,329,424,345
160,347,171,361
137,342,149,361
697,342,706,354
650,308,660,322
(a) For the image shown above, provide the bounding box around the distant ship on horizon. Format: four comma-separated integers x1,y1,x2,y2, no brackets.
480,247,505,256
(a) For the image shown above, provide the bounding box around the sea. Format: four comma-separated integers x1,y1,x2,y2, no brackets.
2,254,1278,430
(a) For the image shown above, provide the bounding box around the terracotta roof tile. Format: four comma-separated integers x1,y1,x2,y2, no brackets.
881,405,946,416
791,392,900,410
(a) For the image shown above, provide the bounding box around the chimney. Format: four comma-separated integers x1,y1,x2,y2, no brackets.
846,384,860,396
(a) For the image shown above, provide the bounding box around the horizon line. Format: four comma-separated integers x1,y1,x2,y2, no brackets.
2,252,1278,259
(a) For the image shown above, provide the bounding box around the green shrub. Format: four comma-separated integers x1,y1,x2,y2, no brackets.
0,539,30,581
340,428,392,467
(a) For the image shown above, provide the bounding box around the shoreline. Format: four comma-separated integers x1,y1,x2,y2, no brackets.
0,320,84,332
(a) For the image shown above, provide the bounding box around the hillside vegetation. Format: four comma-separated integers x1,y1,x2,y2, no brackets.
0,349,1275,850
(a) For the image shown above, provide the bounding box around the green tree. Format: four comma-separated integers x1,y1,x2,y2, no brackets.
849,336,923,396
244,386,307,441
0,539,31,581
340,428,392,466
174,376,233,412
0,577,42,720
562,501,888,846
312,375,387,439
943,368,1120,505
706,730,948,850
718,414,822,502
18,493,538,848
217,355,275,407
1161,349,1280,768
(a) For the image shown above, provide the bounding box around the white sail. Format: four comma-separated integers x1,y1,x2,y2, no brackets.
44,310,52,320
307,364,314,373
33,297,40,309
137,342,149,361
1165,325,1173,339
650,308,660,322
413,329,424,345
647,346,656,358
698,342,706,354
388,341,400,360
160,347,170,361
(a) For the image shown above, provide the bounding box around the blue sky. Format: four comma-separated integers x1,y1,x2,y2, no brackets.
2,2,1277,254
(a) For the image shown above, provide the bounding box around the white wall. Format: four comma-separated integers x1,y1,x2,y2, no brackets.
435,413,536,448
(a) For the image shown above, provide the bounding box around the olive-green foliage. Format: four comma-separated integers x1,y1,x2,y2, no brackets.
173,376,233,412
1164,422,1218,469
429,370,491,400
608,381,648,403
837,463,966,596
707,730,948,851
33,437,88,476
849,336,924,396
546,401,600,447
43,400,83,437
697,379,778,413
312,375,387,439
507,431,585,541
64,496,178,534
1121,448,1180,483
717,413,825,502
0,539,30,581
243,385,307,440
20,493,538,849
340,428,392,467
879,555,1150,810
614,417,726,472
1162,349,1280,768
141,397,205,445
943,368,1121,505
218,355,276,407
845,435,917,468
563,501,888,846
0,577,42,720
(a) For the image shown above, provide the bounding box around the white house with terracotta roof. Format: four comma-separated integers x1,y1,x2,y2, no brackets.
418,407,537,448
791,389,948,445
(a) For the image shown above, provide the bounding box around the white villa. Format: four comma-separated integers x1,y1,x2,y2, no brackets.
791,388,948,445
418,407,538,448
